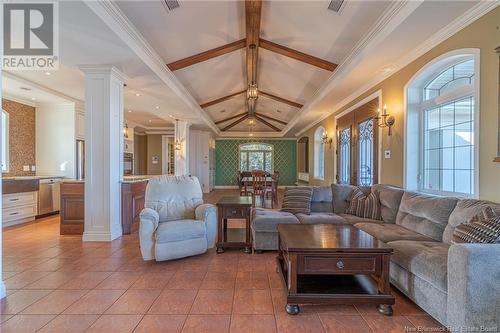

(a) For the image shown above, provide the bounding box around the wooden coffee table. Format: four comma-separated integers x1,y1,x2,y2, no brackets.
277,224,395,315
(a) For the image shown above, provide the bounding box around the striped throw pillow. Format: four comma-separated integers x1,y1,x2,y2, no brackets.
346,187,381,220
281,187,313,215
452,207,500,244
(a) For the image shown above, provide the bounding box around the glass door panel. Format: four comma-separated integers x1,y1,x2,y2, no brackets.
358,118,374,186
338,127,351,184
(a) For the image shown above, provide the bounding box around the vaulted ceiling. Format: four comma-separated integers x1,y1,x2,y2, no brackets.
116,0,393,135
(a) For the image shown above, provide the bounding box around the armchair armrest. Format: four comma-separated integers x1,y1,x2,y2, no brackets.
195,204,217,248
139,208,160,260
447,243,500,329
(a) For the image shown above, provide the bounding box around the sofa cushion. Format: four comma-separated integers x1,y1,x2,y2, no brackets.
372,184,405,223
386,240,450,292
331,184,370,214
339,214,381,225
346,187,381,220
310,186,333,213
396,192,458,241
281,187,313,215
355,222,436,243
452,206,500,244
251,208,300,233
155,220,206,243
296,212,346,224
444,199,500,244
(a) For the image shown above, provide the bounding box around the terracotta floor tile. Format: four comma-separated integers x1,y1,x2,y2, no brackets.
0,314,13,323
405,314,447,331
23,271,78,289
37,314,99,333
59,271,113,289
0,290,52,315
230,314,277,333
85,314,143,333
362,315,415,333
275,313,326,333
208,260,239,272
88,257,129,271
96,271,143,289
190,289,233,314
166,270,206,290
233,289,274,315
235,271,270,290
200,271,236,290
131,271,174,289
4,271,51,289
313,304,358,315
105,289,161,314
27,258,73,272
181,314,230,333
318,314,373,333
21,290,88,314
148,289,197,315
133,314,186,333
268,272,284,289
63,289,126,314
0,314,55,333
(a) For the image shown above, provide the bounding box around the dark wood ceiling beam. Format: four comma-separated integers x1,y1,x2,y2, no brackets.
259,38,338,72
200,90,246,108
214,112,248,125
254,114,281,132
245,0,262,115
260,90,303,109
254,112,287,126
167,39,246,71
221,113,249,131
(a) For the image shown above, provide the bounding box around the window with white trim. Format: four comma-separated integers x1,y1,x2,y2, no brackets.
239,143,274,172
1,110,9,172
314,127,325,179
406,53,478,198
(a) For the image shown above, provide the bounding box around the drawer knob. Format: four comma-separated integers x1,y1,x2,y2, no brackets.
336,260,344,269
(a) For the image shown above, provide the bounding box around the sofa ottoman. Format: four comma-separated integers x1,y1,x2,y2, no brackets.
251,208,300,250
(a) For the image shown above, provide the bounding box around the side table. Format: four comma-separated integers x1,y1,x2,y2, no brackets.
216,196,253,253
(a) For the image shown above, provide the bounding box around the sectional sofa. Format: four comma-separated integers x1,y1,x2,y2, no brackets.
251,184,500,329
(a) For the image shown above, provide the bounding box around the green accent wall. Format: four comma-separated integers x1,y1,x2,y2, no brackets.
215,139,297,186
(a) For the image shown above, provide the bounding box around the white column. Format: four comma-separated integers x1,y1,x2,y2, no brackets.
80,66,126,241
174,120,190,176
0,29,6,299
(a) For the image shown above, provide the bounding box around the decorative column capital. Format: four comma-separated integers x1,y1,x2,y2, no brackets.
78,65,129,82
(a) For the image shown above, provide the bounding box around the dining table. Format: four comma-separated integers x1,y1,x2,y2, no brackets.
239,175,278,208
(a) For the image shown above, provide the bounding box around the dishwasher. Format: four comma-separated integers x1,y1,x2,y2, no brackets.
38,178,61,216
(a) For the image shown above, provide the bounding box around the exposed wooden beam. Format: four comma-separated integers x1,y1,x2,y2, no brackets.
260,91,303,109
214,112,248,125
221,113,249,131
254,112,287,126
245,0,262,115
259,38,338,72
200,90,246,108
254,114,281,132
167,39,246,71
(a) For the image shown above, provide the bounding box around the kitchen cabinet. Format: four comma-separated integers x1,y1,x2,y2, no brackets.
2,191,38,227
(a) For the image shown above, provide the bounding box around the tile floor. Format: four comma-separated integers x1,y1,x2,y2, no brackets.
0,190,447,333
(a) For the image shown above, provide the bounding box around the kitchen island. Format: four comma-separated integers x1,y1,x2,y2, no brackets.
59,176,152,235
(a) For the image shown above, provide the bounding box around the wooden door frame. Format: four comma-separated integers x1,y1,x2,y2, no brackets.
334,91,382,185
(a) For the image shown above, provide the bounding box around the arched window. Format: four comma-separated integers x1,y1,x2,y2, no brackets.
239,143,274,172
314,127,325,179
405,49,479,198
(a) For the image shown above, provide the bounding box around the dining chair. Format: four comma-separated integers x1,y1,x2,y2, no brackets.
239,171,253,196
252,170,273,208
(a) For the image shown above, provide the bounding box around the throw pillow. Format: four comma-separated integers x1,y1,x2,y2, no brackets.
281,187,313,215
452,206,500,244
346,187,381,220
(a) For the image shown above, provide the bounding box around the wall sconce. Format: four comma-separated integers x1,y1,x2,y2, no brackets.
375,104,396,136
123,123,129,139
247,83,258,100
174,140,181,151
174,119,182,150
322,131,333,148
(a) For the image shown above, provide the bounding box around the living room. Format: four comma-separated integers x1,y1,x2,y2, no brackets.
0,1,499,332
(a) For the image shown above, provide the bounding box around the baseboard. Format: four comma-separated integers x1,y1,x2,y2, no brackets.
83,230,122,242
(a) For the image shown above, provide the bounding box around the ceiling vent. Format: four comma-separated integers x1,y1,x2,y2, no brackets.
162,0,180,11
328,0,345,13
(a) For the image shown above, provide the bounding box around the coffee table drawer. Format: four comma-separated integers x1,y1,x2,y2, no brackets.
300,255,377,274
223,206,245,218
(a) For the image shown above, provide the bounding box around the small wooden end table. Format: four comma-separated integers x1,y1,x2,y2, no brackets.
216,196,253,254
277,224,395,315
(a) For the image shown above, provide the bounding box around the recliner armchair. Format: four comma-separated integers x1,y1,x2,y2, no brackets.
139,175,217,261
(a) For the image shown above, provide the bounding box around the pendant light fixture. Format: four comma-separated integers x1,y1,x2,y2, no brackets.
174,119,182,150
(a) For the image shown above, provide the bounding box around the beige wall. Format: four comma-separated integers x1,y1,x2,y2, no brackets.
134,134,148,175
303,7,500,201
2,99,36,177
146,134,162,175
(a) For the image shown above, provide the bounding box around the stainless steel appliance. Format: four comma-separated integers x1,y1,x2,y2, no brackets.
76,140,85,180
124,152,134,175
38,178,61,216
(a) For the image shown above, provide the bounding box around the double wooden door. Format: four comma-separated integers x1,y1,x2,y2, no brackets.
336,98,379,186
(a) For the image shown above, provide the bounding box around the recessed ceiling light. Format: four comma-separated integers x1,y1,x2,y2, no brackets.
127,110,132,113
31,97,36,101
155,106,160,109
148,119,152,123
135,93,141,97
45,72,51,76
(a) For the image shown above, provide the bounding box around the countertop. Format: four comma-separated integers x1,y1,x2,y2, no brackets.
59,175,154,184
3,176,65,180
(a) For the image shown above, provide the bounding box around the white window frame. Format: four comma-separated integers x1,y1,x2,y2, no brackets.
1,110,9,173
238,142,274,173
404,49,480,198
314,126,325,180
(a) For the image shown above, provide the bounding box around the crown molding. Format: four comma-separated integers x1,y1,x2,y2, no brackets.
84,1,220,136
215,137,296,141
294,0,499,137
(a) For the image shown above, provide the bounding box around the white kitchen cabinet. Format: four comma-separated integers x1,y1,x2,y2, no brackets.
189,130,215,193
2,191,38,227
